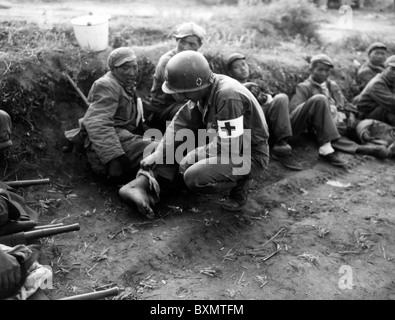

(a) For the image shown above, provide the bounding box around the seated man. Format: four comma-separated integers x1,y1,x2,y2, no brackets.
225,52,302,171
290,54,389,165
354,55,395,126
356,119,395,156
143,22,206,133
119,51,270,219
356,42,387,92
72,47,157,180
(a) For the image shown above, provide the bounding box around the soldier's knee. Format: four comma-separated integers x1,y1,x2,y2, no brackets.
183,166,206,192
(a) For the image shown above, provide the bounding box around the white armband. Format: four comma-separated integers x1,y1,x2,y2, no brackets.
217,116,244,139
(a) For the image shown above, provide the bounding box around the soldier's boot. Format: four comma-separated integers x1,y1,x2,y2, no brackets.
222,178,253,212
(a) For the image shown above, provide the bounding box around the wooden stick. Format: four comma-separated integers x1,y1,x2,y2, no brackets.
58,287,120,300
63,73,89,107
261,228,286,249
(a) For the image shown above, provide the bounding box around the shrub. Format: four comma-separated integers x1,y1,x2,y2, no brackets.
241,0,322,42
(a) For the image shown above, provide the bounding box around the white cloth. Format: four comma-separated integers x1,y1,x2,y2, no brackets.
318,142,335,156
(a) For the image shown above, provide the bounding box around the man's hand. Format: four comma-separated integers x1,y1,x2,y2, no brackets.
347,112,357,129
0,250,21,291
243,82,260,98
362,131,374,142
136,97,145,127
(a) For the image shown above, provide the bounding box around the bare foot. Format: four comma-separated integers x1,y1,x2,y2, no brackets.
119,176,156,220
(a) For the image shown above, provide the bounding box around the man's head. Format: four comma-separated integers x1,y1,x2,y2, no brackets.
174,22,206,53
108,47,139,86
226,53,249,83
162,50,212,103
383,55,395,83
367,42,387,66
310,54,334,84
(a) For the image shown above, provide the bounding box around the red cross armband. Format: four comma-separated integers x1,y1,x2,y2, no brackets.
217,116,244,139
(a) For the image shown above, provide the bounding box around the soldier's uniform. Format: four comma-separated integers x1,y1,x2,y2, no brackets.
153,73,269,196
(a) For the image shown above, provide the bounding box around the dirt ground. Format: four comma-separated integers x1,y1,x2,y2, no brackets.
1,0,394,301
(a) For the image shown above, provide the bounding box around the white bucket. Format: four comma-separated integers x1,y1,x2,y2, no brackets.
71,14,110,52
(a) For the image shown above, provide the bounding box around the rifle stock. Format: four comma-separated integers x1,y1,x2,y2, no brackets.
58,287,120,300
32,223,64,230
0,223,80,246
6,179,50,188
25,223,80,241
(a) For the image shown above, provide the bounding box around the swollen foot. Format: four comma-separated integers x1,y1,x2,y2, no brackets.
119,175,156,220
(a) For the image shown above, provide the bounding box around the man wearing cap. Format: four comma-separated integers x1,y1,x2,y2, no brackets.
354,55,395,126
143,22,206,133
119,51,269,218
78,47,157,180
290,53,390,164
225,52,302,171
356,42,387,92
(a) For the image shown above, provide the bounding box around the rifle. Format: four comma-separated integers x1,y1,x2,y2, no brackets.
0,223,80,246
0,222,65,237
6,178,51,188
58,287,120,300
32,223,64,230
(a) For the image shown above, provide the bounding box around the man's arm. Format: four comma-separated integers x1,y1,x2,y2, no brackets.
289,84,309,111
209,98,245,159
83,82,125,164
356,69,373,92
368,81,395,112
142,101,203,168
149,55,176,108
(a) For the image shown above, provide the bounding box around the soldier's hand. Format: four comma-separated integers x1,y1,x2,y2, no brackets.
140,152,159,171
0,250,21,290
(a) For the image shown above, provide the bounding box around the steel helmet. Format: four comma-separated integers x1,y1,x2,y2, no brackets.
162,51,212,94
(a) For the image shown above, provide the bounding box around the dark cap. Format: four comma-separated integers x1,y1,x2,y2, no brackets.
367,42,387,55
225,53,246,71
310,54,334,68
108,47,137,69
384,55,395,68
173,22,206,42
